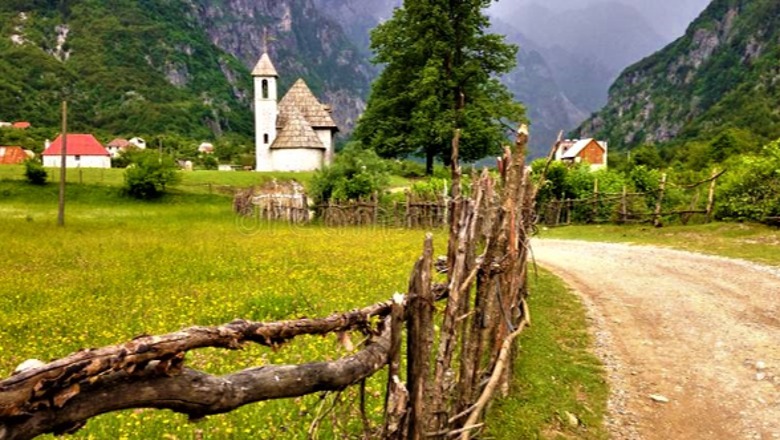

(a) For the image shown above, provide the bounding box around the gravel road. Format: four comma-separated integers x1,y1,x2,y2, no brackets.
532,239,780,440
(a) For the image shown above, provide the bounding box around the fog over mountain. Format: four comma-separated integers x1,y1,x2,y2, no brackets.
490,0,712,42
313,0,714,156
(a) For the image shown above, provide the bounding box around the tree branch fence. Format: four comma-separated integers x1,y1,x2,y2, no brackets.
1,126,537,440
538,168,726,227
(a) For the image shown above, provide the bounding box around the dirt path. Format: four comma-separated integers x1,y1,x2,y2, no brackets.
532,240,780,440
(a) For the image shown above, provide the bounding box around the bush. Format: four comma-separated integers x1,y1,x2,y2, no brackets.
23,159,47,185
310,143,389,203
123,151,181,199
715,140,780,222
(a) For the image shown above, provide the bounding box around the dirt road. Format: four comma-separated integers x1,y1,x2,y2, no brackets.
532,240,780,440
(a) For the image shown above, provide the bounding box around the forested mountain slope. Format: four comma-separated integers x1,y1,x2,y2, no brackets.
576,0,780,150
0,0,370,142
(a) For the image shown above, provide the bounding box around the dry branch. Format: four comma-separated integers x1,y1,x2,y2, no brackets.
0,318,393,440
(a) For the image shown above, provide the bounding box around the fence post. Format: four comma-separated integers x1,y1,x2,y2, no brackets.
706,168,718,223
653,173,667,228
406,235,434,440
591,178,599,223
621,185,628,224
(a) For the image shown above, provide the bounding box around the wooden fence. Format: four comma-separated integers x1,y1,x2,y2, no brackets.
315,193,449,228
0,126,537,440
233,181,310,224
539,169,725,227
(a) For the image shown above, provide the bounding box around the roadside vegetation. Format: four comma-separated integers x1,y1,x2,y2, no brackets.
537,223,780,266
486,269,609,439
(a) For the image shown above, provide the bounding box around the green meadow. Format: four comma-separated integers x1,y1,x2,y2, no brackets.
0,169,608,439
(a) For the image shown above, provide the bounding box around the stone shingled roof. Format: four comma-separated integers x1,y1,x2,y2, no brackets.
271,106,325,150
278,79,338,130
252,53,278,77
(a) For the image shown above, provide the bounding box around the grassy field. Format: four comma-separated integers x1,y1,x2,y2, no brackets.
537,223,780,266
0,174,609,439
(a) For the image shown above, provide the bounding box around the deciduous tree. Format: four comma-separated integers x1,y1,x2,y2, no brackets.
354,0,524,174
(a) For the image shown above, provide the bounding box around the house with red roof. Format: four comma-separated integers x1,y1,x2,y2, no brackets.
0,146,29,165
42,134,111,168
12,121,31,129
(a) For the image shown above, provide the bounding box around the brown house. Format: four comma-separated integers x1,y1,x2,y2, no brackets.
554,138,608,170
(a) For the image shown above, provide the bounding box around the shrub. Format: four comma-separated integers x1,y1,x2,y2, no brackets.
310,143,389,203
715,140,780,222
23,159,48,185
123,150,181,199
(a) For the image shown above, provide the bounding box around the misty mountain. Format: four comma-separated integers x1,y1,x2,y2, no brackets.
576,0,780,150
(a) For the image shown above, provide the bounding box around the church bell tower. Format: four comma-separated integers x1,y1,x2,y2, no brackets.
253,52,278,172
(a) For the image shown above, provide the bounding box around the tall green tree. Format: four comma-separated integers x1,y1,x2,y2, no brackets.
354,0,524,174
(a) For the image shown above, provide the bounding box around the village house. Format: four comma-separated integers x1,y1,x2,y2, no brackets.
554,138,608,170
106,138,131,158
253,52,338,172
0,146,32,165
42,134,111,169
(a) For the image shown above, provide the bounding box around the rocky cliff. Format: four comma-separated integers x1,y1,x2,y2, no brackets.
576,0,780,149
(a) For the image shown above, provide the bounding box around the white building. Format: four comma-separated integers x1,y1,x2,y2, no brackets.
42,134,111,169
253,53,338,172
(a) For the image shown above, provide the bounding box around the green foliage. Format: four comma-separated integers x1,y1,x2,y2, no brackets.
200,154,218,170
0,0,253,141
123,150,181,199
715,139,780,222
23,158,47,185
310,143,389,203
354,0,525,173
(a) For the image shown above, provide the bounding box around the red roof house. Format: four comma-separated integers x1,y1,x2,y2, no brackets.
42,134,111,168
0,146,28,165
12,122,31,129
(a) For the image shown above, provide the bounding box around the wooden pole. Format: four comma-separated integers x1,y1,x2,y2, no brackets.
57,101,67,227
706,168,718,222
621,185,628,224
592,178,599,223
653,173,667,228
406,235,434,440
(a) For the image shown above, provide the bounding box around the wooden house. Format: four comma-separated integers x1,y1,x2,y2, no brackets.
555,138,608,170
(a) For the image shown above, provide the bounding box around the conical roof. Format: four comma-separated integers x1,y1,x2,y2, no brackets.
271,106,325,150
278,79,338,129
252,53,278,77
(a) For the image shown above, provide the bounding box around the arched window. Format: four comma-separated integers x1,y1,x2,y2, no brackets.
261,80,269,99
264,134,269,144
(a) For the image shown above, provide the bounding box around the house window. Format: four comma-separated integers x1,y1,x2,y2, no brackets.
264,134,269,144
262,80,269,99
75,155,81,161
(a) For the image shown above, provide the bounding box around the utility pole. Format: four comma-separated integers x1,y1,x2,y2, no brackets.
57,101,67,227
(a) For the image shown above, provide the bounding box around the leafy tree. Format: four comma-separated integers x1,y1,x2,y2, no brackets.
123,150,181,199
23,158,48,185
716,139,780,221
310,143,389,203
354,0,524,174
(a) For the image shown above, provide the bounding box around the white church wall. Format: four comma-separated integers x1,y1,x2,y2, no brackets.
271,149,324,172
315,129,334,166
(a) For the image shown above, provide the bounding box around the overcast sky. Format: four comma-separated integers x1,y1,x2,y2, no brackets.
489,0,712,42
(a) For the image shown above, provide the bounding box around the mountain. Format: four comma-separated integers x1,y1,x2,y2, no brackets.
0,0,371,143
489,2,666,155
576,0,780,149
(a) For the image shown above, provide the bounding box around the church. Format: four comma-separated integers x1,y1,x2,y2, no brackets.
253,53,338,172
